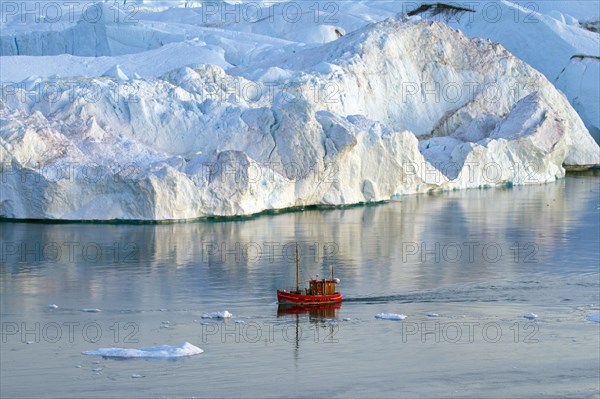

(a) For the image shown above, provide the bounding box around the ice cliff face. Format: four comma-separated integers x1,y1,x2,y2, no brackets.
443,0,600,144
0,2,185,57
1,16,599,220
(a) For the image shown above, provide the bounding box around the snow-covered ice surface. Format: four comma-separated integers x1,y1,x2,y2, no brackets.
82,342,203,358
1,1,599,221
442,0,600,143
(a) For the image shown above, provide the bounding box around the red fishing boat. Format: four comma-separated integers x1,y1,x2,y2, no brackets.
277,244,342,305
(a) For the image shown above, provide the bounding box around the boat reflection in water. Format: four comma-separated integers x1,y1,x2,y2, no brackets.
277,302,341,319
277,302,341,361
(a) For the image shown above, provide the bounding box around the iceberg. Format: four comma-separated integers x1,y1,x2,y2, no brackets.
82,342,203,358
587,314,600,323
375,313,407,320
201,311,233,319
423,0,600,144
1,6,598,221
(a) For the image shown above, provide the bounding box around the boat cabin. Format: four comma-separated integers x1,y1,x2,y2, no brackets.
306,279,337,296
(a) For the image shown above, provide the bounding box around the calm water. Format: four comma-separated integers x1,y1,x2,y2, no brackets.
1,174,599,398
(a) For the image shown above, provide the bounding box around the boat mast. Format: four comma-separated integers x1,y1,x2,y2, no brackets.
295,243,300,293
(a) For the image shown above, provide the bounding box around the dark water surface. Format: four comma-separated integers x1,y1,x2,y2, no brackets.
1,174,599,398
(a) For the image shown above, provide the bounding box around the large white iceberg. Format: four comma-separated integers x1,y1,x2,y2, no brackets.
1,7,598,221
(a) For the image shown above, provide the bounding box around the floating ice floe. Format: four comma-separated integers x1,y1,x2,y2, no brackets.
375,313,407,320
524,313,538,320
81,308,102,313
48,304,58,309
82,342,203,359
131,374,145,378
160,321,170,328
587,313,600,323
427,313,440,318
201,311,232,319
343,318,351,321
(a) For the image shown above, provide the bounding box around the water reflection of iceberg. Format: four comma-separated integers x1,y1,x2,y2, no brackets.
0,174,597,301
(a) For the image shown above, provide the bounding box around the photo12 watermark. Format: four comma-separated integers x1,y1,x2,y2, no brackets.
0,79,342,106
0,241,139,264
199,241,340,264
399,321,540,344
199,320,339,344
1,321,140,344
0,160,339,185
1,1,139,25
0,1,544,27
399,241,539,264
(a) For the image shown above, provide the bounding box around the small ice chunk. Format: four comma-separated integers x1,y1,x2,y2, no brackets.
48,304,58,309
234,320,245,324
131,374,145,378
161,321,170,325
82,342,203,359
26,341,34,344
343,318,351,321
524,312,538,320
201,311,232,319
587,313,600,323
427,313,440,318
81,308,102,313
92,367,103,372
375,313,407,320
75,365,82,368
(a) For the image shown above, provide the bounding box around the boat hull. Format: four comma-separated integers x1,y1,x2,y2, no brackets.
277,290,342,305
